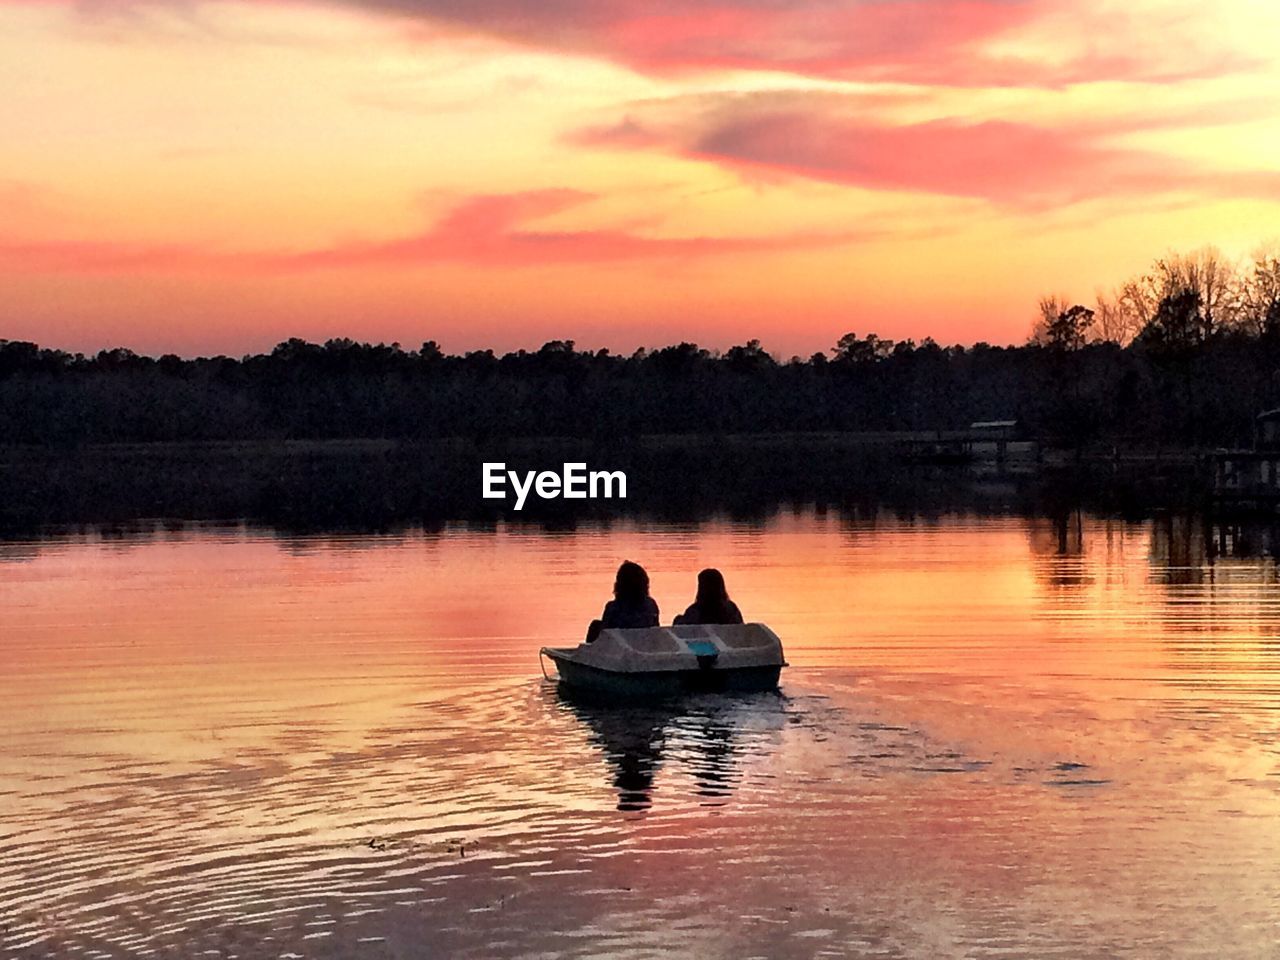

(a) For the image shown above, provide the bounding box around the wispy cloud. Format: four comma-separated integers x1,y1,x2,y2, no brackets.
567,90,1280,207
31,0,1258,87
0,189,868,274
340,0,1252,86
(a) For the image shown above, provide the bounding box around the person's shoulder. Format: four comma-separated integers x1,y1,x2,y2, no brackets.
728,600,744,622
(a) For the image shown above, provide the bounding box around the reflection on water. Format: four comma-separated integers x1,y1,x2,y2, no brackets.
5,510,1280,957
558,690,773,811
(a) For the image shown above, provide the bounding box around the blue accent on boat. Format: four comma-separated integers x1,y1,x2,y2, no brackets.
687,640,718,656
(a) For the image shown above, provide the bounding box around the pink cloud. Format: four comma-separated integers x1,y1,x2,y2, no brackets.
0,238,219,273
367,0,1260,86
691,115,1132,204
36,0,1251,87
359,0,1263,87
269,189,871,267
366,0,1198,88
0,189,866,274
568,94,1280,207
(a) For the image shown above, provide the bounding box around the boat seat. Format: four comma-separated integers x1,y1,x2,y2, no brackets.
620,628,682,653
716,625,778,649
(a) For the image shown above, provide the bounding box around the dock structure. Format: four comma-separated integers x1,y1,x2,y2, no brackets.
963,420,1040,466
903,419,1039,470
1211,409,1280,505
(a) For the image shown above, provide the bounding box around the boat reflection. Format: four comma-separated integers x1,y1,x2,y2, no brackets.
554,688,783,812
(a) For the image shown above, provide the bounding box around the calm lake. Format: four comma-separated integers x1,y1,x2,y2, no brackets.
4,510,1280,958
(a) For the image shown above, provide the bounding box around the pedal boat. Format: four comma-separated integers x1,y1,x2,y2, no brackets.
540,623,786,697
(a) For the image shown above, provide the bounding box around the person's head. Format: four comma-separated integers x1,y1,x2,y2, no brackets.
613,560,651,605
696,568,730,606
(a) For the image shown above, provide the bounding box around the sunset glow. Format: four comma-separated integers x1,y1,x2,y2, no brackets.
4,0,1280,355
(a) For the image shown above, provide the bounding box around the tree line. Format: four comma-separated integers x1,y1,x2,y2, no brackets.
3,244,1280,447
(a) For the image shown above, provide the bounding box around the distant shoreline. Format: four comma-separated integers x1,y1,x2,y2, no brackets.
0,434,1217,537
0,430,1214,456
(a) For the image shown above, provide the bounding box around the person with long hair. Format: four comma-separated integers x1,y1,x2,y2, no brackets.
585,560,660,642
673,568,744,625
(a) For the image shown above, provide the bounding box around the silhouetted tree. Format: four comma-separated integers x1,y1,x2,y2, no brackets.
1139,289,1208,356
724,339,774,373
1033,301,1095,352
832,332,893,366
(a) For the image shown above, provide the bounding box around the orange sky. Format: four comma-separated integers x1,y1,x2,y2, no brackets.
3,0,1280,357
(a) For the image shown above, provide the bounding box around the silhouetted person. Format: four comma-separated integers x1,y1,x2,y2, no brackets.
673,568,744,625
585,560,660,643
